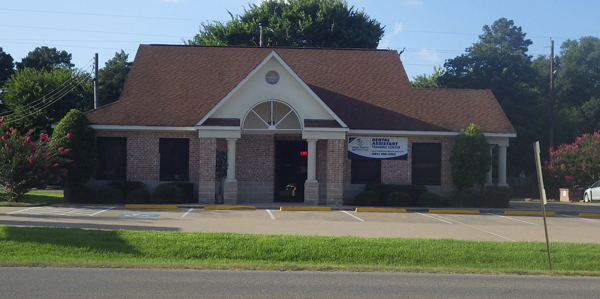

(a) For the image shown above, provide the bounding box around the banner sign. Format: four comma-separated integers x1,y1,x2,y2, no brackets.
348,137,408,160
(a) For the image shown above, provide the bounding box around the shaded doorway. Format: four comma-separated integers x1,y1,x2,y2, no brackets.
275,140,307,202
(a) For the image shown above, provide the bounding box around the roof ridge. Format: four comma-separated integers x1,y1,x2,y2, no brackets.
145,44,392,52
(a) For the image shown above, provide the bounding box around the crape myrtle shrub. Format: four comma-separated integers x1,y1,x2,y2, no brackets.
365,184,428,207
0,118,70,202
545,131,600,188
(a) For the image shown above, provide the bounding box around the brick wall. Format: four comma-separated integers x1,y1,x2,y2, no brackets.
236,135,275,182
95,130,199,183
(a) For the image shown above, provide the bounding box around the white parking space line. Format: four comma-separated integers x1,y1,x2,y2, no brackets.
486,213,539,226
266,209,276,220
8,206,116,217
181,208,194,218
560,214,600,223
434,214,516,241
8,207,39,214
89,207,115,216
416,212,453,224
342,211,364,222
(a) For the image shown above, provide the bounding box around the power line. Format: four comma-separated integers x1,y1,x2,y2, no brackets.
0,8,205,22
0,24,189,38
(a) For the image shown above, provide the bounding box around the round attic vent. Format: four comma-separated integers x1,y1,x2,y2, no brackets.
265,71,280,85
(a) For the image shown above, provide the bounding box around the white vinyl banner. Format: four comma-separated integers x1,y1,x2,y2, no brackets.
348,137,408,160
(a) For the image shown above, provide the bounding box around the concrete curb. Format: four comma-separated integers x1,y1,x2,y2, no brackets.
204,205,256,210
579,212,600,218
125,204,178,209
280,206,331,211
355,208,407,213
504,211,555,216
429,209,480,214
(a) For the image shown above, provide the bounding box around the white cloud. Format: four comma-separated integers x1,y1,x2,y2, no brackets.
379,22,403,49
418,48,440,63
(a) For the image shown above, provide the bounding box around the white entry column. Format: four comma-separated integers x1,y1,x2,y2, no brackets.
304,139,319,205
498,145,508,187
306,139,317,182
486,144,495,186
224,138,238,204
226,138,237,181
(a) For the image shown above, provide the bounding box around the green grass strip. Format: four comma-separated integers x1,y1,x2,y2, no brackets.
0,189,64,206
1,226,600,275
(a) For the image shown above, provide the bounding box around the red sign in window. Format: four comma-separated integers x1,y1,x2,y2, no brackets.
300,151,308,156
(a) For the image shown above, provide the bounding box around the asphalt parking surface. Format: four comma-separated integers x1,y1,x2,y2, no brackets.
2,203,600,243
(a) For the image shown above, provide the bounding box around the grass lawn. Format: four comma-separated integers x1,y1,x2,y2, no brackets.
1,225,599,276
0,189,64,207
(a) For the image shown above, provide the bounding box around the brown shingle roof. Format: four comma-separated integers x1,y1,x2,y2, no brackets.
85,45,515,134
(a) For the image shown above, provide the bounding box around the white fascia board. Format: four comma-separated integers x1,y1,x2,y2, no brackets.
90,125,196,131
302,128,348,140
197,127,242,139
349,129,516,138
195,51,347,128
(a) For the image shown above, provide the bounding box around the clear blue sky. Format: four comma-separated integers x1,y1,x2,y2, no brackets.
1,0,598,80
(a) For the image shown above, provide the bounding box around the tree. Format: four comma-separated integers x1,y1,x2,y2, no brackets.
0,67,93,134
52,109,97,190
411,66,444,88
546,131,600,188
0,47,14,88
16,46,74,72
98,50,132,106
186,0,384,48
555,36,600,109
439,18,544,176
450,124,491,195
0,120,69,202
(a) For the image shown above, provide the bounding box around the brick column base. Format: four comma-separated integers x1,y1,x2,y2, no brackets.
326,183,343,206
304,181,319,205
223,180,238,204
199,181,215,204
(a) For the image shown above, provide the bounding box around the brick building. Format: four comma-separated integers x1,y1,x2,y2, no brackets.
85,45,515,205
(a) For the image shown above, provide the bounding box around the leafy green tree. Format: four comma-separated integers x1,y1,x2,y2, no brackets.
98,50,132,106
0,67,92,133
52,109,97,190
555,36,600,109
16,46,74,72
439,18,544,175
0,47,14,88
186,0,384,48
450,124,491,195
411,66,444,88
0,121,69,202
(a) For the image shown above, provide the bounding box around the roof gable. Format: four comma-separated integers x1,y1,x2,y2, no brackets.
196,50,346,129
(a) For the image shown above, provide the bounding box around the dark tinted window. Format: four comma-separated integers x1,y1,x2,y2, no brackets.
412,143,441,185
97,137,127,180
351,159,381,184
159,138,189,181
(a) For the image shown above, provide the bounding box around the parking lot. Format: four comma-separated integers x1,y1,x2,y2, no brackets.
2,204,600,243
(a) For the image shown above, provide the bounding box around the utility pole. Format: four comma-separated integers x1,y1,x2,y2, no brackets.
549,39,554,149
259,23,264,47
94,53,99,109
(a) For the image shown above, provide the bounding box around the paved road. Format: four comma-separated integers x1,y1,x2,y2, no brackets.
2,204,600,242
1,267,599,299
